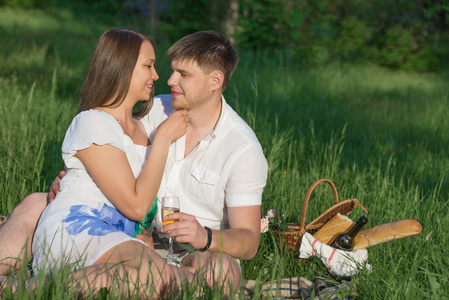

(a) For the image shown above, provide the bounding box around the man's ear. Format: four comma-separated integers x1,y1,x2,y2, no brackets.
210,70,224,91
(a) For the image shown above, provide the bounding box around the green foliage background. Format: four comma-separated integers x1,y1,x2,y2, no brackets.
0,1,449,299
2,0,449,72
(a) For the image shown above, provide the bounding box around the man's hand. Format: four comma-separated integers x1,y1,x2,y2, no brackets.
160,212,209,250
46,171,66,204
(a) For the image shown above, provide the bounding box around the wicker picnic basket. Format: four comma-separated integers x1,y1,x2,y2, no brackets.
277,179,368,252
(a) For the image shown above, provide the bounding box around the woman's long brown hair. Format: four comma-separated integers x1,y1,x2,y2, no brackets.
77,28,156,117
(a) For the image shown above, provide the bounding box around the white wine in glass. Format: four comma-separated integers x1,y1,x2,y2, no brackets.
161,196,180,263
161,207,180,226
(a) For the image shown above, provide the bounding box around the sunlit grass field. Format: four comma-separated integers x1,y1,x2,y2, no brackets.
1,6,448,299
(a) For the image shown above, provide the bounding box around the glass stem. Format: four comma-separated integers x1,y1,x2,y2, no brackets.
169,237,174,254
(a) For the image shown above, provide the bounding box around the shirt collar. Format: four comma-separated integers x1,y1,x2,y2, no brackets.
203,95,227,142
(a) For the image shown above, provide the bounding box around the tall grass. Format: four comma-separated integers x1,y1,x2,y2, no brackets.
1,7,448,299
231,53,449,298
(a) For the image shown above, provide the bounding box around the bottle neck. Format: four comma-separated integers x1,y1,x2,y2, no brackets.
346,216,368,236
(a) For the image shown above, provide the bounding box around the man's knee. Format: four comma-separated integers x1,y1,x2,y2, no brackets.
221,254,240,279
0,193,46,275
11,192,47,226
207,253,241,287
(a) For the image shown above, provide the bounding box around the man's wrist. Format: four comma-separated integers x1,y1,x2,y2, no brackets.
199,226,212,252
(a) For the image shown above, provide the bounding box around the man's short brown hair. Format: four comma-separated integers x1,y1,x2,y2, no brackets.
166,31,239,90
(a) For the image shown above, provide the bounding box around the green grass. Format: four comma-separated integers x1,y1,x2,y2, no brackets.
1,6,448,299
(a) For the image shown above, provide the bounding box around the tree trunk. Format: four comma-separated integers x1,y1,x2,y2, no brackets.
150,0,157,37
223,0,239,43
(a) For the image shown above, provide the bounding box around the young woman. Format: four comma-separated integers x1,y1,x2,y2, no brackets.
31,28,191,297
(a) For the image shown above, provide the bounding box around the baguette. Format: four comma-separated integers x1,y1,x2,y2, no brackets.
312,213,354,244
353,219,422,250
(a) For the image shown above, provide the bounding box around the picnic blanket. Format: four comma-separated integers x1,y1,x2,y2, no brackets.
238,277,356,299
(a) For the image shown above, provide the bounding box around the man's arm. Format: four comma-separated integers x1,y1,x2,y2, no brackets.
213,145,267,259
212,205,261,259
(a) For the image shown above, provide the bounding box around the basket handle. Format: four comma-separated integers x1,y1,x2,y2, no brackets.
299,179,339,231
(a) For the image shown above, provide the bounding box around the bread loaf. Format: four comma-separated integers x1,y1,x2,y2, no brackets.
312,213,354,244
353,219,422,250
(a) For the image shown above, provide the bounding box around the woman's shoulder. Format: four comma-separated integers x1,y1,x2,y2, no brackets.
65,109,122,141
62,109,124,152
71,109,116,127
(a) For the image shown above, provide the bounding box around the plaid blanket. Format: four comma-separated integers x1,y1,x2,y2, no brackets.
238,277,356,299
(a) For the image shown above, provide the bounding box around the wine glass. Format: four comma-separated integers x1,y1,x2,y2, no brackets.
161,196,180,263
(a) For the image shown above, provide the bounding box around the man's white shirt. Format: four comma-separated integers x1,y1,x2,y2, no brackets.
144,94,268,234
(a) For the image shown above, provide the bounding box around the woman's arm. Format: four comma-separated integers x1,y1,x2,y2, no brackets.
76,110,187,221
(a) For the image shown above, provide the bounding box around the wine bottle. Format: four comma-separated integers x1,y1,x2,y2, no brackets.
329,216,368,251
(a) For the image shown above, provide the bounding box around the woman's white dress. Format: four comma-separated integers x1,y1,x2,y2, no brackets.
32,109,155,274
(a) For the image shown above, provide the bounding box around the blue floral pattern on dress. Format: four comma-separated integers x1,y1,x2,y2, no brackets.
62,204,137,237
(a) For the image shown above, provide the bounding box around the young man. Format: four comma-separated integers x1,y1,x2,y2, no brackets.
0,31,268,291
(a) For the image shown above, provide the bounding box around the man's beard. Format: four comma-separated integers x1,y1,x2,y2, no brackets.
171,96,192,111
172,93,209,111
172,101,188,111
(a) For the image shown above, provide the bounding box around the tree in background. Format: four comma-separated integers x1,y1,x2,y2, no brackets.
157,0,236,43
423,0,449,30
0,0,54,8
2,0,448,71
234,0,449,71
236,0,304,72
